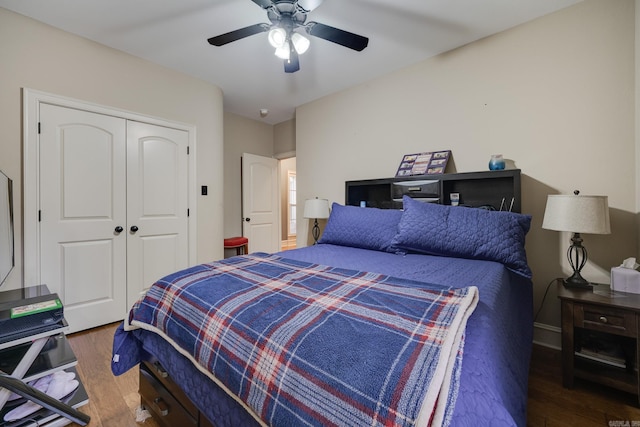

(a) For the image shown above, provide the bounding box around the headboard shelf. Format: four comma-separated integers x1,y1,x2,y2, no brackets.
345,169,521,213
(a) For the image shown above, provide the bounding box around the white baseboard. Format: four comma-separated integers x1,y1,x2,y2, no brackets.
533,322,561,350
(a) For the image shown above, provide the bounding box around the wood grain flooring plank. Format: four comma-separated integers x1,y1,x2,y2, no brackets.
66,323,159,427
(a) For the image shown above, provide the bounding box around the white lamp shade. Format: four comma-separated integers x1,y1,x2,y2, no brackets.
303,198,330,219
542,194,611,234
274,42,290,60
291,32,310,54
268,28,287,48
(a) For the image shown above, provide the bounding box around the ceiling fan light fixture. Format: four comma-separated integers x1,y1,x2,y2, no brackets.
291,32,310,54
275,42,291,60
207,0,369,74
268,27,287,48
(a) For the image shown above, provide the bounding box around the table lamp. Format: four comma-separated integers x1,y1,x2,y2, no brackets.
542,191,611,288
303,198,330,244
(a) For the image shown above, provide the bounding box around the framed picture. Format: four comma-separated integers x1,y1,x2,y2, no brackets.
395,150,451,177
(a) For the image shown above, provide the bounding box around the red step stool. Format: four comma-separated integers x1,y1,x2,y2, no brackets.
224,236,249,256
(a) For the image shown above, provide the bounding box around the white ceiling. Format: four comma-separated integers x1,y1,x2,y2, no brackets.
0,0,581,124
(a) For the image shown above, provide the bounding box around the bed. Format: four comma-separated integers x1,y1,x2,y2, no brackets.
112,195,533,426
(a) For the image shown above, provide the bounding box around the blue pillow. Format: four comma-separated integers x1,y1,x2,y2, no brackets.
318,203,403,253
391,196,532,278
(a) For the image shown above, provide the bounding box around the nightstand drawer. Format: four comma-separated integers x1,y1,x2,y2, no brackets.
574,304,637,337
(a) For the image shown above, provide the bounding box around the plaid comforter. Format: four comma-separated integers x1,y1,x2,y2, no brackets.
127,253,478,427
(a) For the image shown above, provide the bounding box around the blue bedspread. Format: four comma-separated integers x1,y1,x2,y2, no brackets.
281,245,533,426
112,244,532,426
123,253,477,426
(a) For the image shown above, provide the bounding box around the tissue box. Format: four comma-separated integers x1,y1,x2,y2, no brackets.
611,267,640,294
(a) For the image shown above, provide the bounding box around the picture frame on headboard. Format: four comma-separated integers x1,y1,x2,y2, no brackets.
395,150,451,177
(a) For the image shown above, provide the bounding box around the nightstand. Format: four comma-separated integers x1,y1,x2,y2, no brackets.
557,280,640,404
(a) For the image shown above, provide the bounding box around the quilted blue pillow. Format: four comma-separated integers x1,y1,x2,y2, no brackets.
391,196,532,278
318,203,403,253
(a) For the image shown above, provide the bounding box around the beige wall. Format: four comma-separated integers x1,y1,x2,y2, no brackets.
275,119,297,241
296,0,637,336
274,119,296,157
636,0,640,265
0,8,224,290
222,115,296,256
223,112,274,250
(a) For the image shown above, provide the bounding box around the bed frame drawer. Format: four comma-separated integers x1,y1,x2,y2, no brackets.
139,360,217,427
140,362,198,427
142,360,199,416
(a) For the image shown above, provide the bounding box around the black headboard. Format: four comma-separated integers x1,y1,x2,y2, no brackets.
345,169,521,213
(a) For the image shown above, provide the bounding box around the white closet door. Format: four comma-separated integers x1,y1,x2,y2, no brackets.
39,104,128,332
126,122,189,308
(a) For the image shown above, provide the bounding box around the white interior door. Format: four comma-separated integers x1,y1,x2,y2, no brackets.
126,122,189,307
242,153,280,254
39,104,127,332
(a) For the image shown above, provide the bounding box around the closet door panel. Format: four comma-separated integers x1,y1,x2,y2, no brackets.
126,122,189,307
39,104,127,333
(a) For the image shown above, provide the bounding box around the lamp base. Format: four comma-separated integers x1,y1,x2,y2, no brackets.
562,279,593,289
311,219,320,245
563,233,592,289
562,271,592,289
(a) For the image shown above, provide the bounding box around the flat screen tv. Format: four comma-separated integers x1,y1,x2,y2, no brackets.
0,169,13,288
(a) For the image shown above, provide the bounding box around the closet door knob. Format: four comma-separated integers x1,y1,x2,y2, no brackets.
114,226,123,233
130,225,139,233
245,218,251,222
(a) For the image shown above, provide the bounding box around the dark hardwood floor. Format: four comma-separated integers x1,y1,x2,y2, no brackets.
64,322,640,426
527,344,640,426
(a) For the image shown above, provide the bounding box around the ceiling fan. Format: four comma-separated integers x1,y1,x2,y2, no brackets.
207,0,369,73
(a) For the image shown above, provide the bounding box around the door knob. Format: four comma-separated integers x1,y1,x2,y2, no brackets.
114,226,123,233
245,218,251,222
130,225,139,233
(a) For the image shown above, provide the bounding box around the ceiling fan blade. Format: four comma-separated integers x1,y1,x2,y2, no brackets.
208,23,270,46
306,22,368,51
251,0,274,9
284,46,300,73
297,0,324,12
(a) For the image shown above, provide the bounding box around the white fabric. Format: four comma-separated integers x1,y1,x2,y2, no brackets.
7,374,53,402
4,371,78,422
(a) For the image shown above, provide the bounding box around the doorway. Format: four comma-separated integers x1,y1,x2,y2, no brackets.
280,157,297,251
